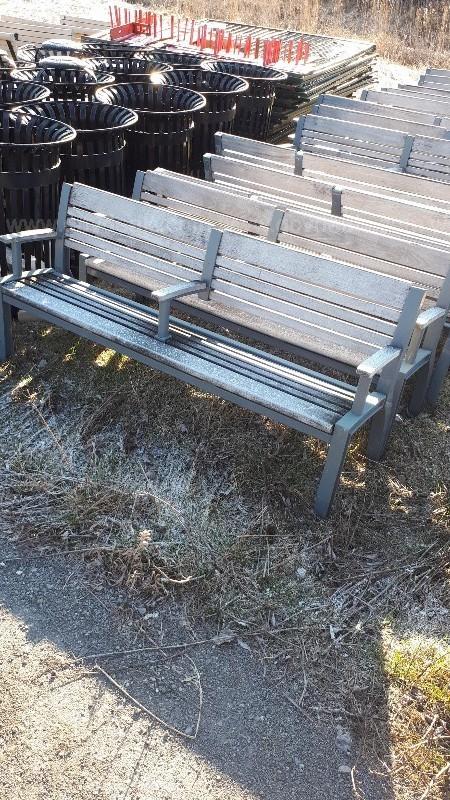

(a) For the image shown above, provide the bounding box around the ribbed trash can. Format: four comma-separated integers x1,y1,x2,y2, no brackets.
151,50,207,68
15,101,138,195
0,48,15,70
87,56,173,81
156,69,248,174
17,38,87,64
12,57,115,102
0,110,76,274
203,60,287,140
0,80,50,109
82,40,148,59
96,82,206,190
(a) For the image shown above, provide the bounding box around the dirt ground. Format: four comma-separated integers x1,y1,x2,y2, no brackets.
0,536,391,800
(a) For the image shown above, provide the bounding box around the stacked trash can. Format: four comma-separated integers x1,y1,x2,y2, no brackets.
0,110,76,273
96,82,206,190
12,57,115,102
15,101,138,194
203,60,287,140
156,69,248,174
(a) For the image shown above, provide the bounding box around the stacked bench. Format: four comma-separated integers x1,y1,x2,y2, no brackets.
204,133,450,409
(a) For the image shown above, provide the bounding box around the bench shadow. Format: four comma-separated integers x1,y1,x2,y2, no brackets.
2,321,448,799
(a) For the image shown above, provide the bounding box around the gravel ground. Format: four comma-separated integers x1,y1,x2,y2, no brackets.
0,536,392,800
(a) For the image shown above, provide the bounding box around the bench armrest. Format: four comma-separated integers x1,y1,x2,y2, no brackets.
0,229,57,280
415,307,447,330
404,306,448,364
0,229,56,245
353,346,402,415
357,346,402,378
151,280,207,303
152,280,207,342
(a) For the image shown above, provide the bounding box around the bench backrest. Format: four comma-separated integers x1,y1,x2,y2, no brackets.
139,168,450,298
60,15,108,36
61,182,417,367
361,89,450,117
204,153,450,241
314,93,450,128
214,132,450,206
295,114,450,182
425,69,450,79
0,16,71,44
419,75,450,88
398,84,450,97
312,98,450,140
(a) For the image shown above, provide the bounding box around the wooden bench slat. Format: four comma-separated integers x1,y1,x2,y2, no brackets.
5,277,351,433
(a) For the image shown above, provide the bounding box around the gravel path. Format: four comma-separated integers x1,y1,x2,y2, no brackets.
0,534,391,800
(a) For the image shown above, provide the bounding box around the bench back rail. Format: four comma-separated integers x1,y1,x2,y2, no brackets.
50,182,421,369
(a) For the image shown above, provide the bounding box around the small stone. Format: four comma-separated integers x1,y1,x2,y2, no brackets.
184,724,194,736
16,570,23,576
37,358,47,370
296,567,307,579
336,727,352,753
137,606,147,616
338,765,352,774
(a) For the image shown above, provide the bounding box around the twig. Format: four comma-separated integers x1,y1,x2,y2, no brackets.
418,761,450,800
280,690,314,723
351,766,365,800
77,637,213,662
185,655,203,738
96,664,200,740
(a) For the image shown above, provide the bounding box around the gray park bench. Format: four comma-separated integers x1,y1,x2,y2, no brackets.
202,154,450,409
294,114,450,183
310,93,450,130
214,132,450,210
311,96,450,140
0,183,427,517
136,167,450,415
205,151,450,242
362,89,450,118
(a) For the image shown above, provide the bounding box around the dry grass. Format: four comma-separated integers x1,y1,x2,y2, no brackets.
0,317,449,798
158,0,450,68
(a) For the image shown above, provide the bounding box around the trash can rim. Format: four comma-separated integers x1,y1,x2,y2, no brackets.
0,112,77,146
13,100,139,133
201,60,288,81
97,83,207,114
155,69,250,96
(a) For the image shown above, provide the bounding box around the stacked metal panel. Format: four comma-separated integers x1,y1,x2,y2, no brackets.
195,22,376,141
84,15,376,142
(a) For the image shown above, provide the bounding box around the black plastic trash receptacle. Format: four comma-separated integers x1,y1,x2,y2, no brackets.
0,110,76,274
17,38,87,64
96,82,206,191
151,49,207,68
156,69,248,174
15,101,137,195
0,80,50,109
203,60,287,140
12,57,114,102
87,55,173,81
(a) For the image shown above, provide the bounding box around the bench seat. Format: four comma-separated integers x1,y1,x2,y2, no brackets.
2,271,376,437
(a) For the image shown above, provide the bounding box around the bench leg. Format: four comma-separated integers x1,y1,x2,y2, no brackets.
0,297,13,361
315,424,351,518
407,359,435,417
366,377,404,461
427,337,450,408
